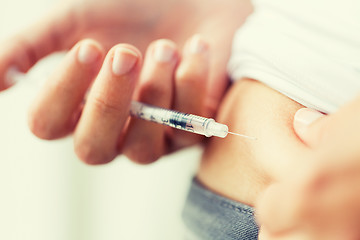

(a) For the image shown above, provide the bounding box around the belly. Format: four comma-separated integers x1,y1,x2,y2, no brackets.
198,78,311,206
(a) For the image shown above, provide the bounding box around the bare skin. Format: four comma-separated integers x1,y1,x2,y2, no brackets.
199,78,360,240
198,78,311,206
0,0,252,164
3,0,360,238
258,98,360,240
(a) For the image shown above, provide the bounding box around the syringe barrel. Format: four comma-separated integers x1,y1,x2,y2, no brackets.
130,101,228,138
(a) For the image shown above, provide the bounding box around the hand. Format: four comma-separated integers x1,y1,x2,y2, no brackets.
257,96,360,240
27,35,216,165
0,0,252,164
0,0,252,116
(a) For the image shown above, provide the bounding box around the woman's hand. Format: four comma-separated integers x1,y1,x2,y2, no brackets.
0,0,252,164
1,0,252,116
27,35,215,165
257,96,360,240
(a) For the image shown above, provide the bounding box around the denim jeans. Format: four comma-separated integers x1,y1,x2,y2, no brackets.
182,178,259,240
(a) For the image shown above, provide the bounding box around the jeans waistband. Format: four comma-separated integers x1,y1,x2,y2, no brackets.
182,178,259,240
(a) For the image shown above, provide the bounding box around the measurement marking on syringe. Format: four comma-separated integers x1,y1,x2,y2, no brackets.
129,101,256,139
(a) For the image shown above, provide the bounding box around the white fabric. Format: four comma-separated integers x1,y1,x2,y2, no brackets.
228,0,360,113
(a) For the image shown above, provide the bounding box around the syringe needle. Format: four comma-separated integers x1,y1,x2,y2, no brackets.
228,131,257,140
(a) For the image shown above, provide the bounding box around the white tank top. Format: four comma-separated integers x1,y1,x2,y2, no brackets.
228,0,360,113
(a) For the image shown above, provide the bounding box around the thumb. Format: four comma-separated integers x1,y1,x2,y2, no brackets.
0,7,78,90
293,108,326,147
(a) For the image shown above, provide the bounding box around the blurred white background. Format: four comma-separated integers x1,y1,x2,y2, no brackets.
0,0,201,239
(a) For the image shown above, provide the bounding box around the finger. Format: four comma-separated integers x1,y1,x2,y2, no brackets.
203,50,229,118
28,39,104,140
197,1,252,117
294,94,360,158
0,8,78,90
172,34,210,148
260,166,360,240
74,44,142,165
309,167,360,233
293,108,326,147
256,183,310,234
123,40,179,164
316,94,360,160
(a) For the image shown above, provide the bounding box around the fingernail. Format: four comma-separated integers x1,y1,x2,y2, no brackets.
294,108,324,135
112,48,138,76
153,41,175,62
78,41,101,64
188,34,208,54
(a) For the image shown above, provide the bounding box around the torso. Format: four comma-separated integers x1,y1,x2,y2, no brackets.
198,78,312,206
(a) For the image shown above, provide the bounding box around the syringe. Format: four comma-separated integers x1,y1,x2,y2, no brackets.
6,69,255,139
130,101,256,139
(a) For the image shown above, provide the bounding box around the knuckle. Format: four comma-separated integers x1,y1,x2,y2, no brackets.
123,142,161,165
138,80,169,102
91,96,123,114
125,150,158,165
130,154,158,165
74,140,114,165
28,111,59,140
172,131,202,149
